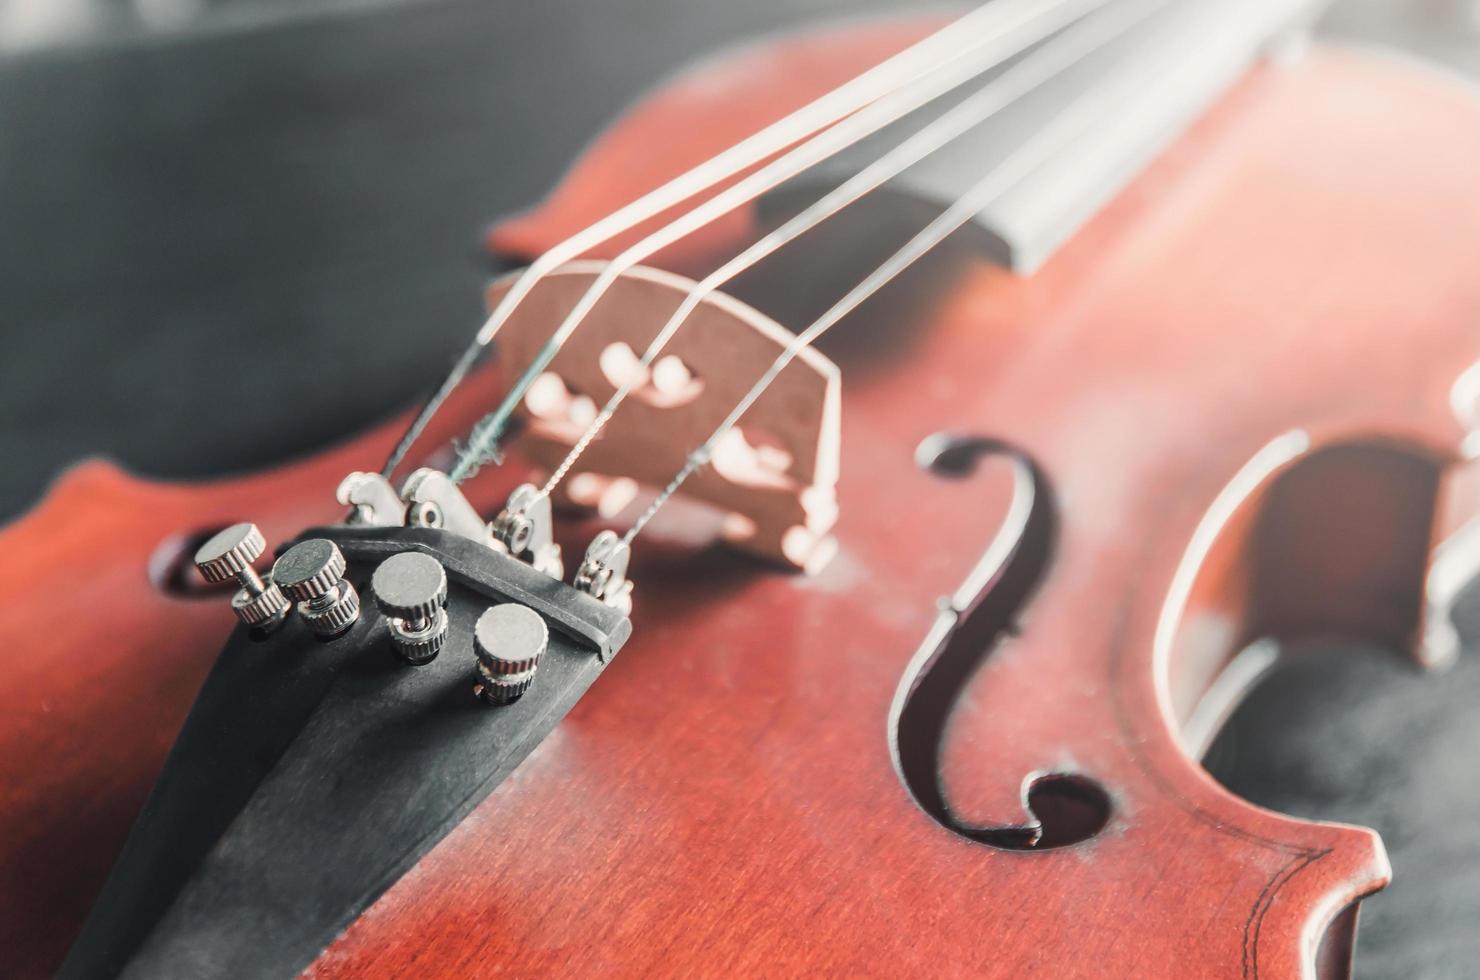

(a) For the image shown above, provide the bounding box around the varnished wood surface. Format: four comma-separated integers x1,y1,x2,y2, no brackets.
1,28,1479,980
323,46,1480,978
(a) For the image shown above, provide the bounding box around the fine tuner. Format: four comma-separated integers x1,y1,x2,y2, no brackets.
193,520,557,704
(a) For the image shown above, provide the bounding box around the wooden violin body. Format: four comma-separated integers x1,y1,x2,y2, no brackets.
2,14,1478,978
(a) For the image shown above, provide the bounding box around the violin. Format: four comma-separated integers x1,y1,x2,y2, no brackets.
3,0,1478,976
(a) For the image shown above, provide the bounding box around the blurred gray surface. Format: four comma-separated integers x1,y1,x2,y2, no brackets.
1,2,1477,977
1205,585,1480,979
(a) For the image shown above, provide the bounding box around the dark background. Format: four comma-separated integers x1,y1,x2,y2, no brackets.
2,1,1478,975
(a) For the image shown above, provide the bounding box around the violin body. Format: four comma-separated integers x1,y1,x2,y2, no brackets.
2,13,1479,979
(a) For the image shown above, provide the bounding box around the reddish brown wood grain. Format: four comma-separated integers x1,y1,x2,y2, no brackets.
1,18,1478,980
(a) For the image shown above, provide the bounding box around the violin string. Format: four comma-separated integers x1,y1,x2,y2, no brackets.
445,0,1114,484
378,0,1071,481
621,0,1170,547
535,0,1162,503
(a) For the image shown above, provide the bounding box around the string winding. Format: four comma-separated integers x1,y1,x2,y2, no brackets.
621,0,1171,545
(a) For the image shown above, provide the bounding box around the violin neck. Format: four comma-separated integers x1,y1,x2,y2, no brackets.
764,0,1327,274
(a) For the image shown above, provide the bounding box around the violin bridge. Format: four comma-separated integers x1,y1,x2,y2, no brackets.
488,260,841,572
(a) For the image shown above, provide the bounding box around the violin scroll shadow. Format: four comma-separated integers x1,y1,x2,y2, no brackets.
889,433,1111,850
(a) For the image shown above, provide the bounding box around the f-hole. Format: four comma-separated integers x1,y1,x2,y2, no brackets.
889,434,1110,850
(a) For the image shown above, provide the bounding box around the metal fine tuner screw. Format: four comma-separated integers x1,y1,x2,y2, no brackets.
473,604,548,705
193,523,290,631
371,551,449,665
273,539,361,638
